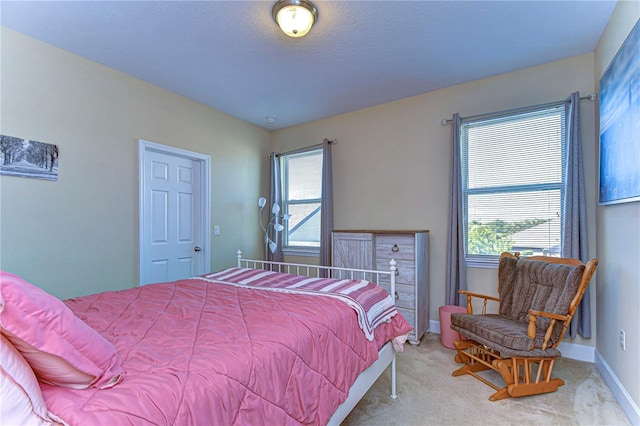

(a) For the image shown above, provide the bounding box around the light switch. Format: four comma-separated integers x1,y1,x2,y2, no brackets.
213,225,220,235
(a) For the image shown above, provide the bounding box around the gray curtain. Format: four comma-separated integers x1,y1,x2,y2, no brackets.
319,139,334,270
269,152,284,262
562,92,590,338
445,113,467,306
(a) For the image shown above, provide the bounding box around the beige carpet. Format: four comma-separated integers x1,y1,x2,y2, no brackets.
343,333,630,426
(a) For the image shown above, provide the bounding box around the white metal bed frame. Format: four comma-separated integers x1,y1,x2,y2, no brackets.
236,250,398,425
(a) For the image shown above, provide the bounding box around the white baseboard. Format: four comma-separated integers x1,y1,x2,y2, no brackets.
430,319,440,335
595,349,640,426
557,341,594,362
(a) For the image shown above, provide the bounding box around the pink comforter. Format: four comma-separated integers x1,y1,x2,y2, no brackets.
42,275,412,425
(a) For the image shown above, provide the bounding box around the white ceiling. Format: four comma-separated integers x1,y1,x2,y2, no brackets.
1,1,616,130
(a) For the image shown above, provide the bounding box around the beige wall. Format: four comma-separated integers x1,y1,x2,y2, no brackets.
273,53,599,348
0,28,271,299
2,8,637,414
594,1,640,410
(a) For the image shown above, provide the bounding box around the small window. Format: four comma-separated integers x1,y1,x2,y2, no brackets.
281,149,323,251
461,105,566,265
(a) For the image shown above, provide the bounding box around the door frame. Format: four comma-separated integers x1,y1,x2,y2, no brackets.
138,139,211,285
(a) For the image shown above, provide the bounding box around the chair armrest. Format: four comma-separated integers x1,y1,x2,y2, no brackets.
528,309,569,322
527,310,570,350
458,290,500,314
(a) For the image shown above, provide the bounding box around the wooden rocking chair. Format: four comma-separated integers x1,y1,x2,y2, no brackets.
450,252,598,401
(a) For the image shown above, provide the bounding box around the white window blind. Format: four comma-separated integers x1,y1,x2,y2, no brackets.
461,105,566,263
281,148,323,250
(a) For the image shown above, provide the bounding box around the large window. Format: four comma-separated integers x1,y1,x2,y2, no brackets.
281,148,323,252
461,105,566,265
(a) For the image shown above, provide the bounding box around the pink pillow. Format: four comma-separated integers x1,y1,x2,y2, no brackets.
0,271,124,389
5,330,96,389
0,334,64,425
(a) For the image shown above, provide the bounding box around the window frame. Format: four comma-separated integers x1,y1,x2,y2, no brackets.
460,104,567,268
280,147,323,256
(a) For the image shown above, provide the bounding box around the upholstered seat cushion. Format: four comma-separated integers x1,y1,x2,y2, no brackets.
450,313,561,357
450,256,584,357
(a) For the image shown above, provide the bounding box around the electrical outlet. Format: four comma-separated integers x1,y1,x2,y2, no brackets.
620,329,626,351
213,225,220,236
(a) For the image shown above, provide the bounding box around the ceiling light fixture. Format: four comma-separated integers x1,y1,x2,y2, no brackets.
272,0,318,38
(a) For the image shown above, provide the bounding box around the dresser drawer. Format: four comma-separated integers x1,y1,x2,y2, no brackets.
375,234,415,260
379,282,414,310
397,307,415,333
375,259,416,285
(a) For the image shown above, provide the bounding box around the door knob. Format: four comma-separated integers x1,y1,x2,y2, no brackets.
194,246,201,252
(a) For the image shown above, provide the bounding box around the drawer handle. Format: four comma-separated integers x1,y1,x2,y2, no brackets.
391,244,399,253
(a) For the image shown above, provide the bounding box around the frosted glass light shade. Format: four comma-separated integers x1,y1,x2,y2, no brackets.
269,241,278,253
272,1,317,38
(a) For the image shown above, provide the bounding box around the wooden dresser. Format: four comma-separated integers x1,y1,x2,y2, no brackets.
332,230,429,345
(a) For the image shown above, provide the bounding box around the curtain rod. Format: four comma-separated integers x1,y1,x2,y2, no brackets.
274,138,336,157
440,93,597,125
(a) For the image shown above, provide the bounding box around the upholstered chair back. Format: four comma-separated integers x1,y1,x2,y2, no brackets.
497,256,585,346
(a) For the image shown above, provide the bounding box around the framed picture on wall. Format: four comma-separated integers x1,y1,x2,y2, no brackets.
598,19,640,205
0,134,59,181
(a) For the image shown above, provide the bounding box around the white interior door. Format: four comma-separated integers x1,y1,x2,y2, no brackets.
139,140,211,285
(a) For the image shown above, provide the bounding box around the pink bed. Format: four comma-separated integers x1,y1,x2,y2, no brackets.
35,267,412,425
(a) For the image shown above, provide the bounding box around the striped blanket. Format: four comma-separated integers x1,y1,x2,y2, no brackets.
194,267,397,341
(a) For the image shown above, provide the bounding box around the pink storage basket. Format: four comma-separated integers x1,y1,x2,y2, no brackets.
439,305,468,349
